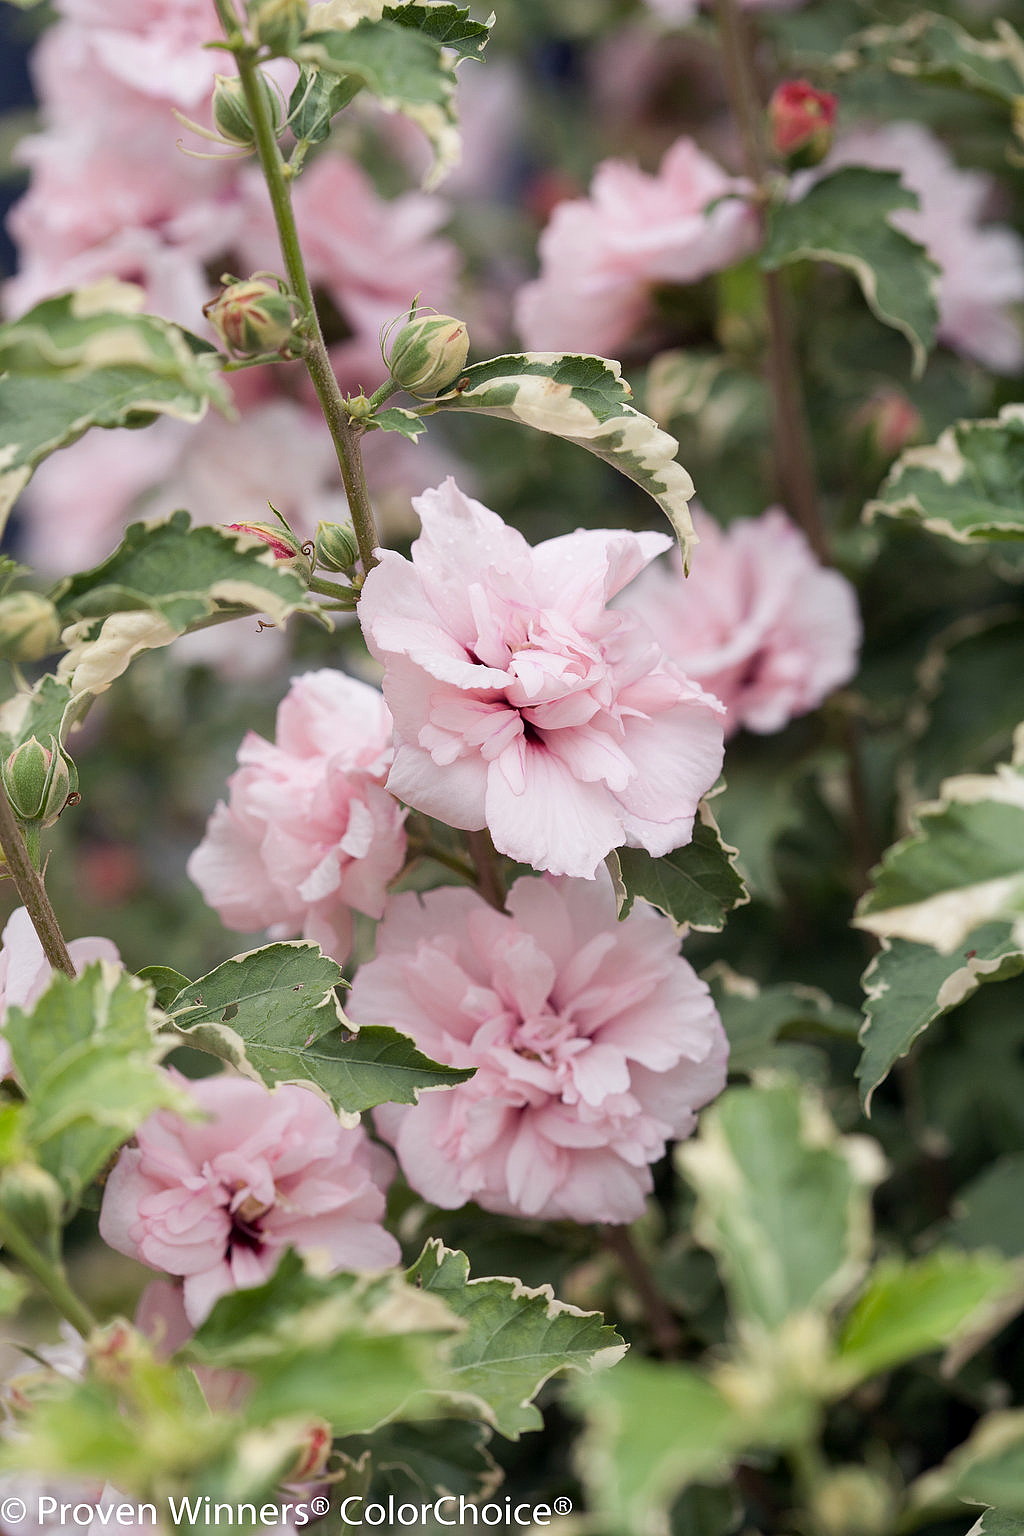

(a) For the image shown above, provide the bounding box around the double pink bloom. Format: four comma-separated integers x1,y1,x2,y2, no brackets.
358,479,725,880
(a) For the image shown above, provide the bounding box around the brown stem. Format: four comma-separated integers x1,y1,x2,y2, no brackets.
714,0,829,563
465,829,506,912
0,793,75,977
600,1225,682,1361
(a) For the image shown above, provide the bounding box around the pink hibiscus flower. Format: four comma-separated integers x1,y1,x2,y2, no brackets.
188,670,407,960
618,508,862,736
357,478,725,880
515,137,756,356
99,1073,399,1325
354,872,729,1224
0,907,121,1080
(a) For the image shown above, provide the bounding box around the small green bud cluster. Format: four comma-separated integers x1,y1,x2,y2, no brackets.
2,736,78,829
387,312,470,397
248,0,308,54
211,70,283,148
0,591,61,663
0,1163,64,1263
204,274,304,359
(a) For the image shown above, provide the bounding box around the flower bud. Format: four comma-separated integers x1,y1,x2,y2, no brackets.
809,1467,894,1536
0,1163,64,1264
2,736,77,828
387,313,470,396
248,0,308,54
314,520,359,574
287,1420,333,1483
212,70,282,147
0,591,61,663
769,80,837,167
850,388,922,464
226,520,313,577
204,276,302,358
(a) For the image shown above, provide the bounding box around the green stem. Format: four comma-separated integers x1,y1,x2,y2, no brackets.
407,841,479,887
599,1225,682,1361
0,1210,96,1336
714,0,828,563
308,574,359,602
213,0,381,574
366,379,401,412
0,791,74,977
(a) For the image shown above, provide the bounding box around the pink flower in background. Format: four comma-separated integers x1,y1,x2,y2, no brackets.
100,1074,399,1325
188,670,407,959
0,908,121,1080
619,508,861,737
355,872,728,1224
358,478,724,880
238,156,458,341
515,137,756,355
52,0,219,109
643,0,805,18
817,121,1024,373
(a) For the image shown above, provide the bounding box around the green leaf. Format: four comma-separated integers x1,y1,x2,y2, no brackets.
287,66,361,145
866,406,1024,545
834,1250,1022,1387
383,2,492,61
858,924,1024,1110
4,964,186,1208
762,167,940,376
913,1412,1024,1518
166,941,473,1112
911,615,1024,801
966,1510,1024,1535
569,1358,744,1536
706,965,860,1076
337,1420,501,1505
945,1155,1024,1259
677,1080,881,1331
0,674,76,756
849,13,1024,111
298,19,459,186
610,802,748,933
430,353,699,566
0,284,227,530
406,1240,626,1440
855,750,1024,955
51,511,322,702
367,406,428,440
137,965,192,1012
186,1250,460,1433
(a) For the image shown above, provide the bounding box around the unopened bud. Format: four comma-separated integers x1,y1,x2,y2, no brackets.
2,736,77,827
226,520,313,578
0,591,61,663
0,1163,63,1264
769,80,837,167
248,0,308,53
387,313,470,396
212,70,282,147
90,1321,150,1386
850,388,922,463
204,275,302,358
288,1420,333,1483
810,1467,894,1536
314,520,359,574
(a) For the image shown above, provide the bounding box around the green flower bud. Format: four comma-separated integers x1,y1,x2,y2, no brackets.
387,313,470,396
204,275,302,358
248,0,308,54
0,591,61,663
2,736,77,827
212,70,282,148
0,1163,64,1264
314,520,360,574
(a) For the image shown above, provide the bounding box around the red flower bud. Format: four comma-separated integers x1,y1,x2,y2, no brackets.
226,520,313,578
850,388,923,463
769,80,837,166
